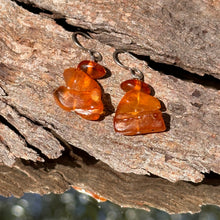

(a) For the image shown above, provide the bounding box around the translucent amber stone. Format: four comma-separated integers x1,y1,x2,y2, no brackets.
53,86,75,111
114,79,166,135
63,68,99,91
77,60,106,79
120,79,151,94
54,68,103,120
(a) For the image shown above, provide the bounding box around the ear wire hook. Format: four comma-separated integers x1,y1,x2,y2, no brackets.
72,32,103,62
113,49,144,81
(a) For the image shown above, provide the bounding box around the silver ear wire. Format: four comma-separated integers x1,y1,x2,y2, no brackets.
72,32,103,62
113,49,144,81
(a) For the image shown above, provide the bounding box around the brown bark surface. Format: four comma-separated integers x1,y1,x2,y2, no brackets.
1,151,220,214
16,0,220,79
0,0,219,213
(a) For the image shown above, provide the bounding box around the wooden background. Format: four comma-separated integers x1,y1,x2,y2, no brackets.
0,0,219,213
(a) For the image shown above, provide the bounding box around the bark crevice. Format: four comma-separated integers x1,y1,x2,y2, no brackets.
0,112,47,161
11,0,220,89
132,53,220,90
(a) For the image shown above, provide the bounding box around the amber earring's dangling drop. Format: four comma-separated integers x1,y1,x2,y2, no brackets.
53,32,106,121
113,50,166,135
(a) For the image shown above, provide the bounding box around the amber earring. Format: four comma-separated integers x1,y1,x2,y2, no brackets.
113,50,166,135
54,32,106,120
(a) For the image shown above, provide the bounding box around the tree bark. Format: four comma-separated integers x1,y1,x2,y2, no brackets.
1,150,220,214
0,0,219,213
15,0,220,79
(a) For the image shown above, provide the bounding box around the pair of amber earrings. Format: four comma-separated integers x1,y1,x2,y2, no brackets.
54,32,166,136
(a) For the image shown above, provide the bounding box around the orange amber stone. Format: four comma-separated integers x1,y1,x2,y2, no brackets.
54,68,103,120
63,68,100,91
120,79,151,94
77,60,106,79
114,79,166,135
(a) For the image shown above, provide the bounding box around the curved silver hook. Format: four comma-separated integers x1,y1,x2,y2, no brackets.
72,32,103,62
113,49,131,71
113,49,144,81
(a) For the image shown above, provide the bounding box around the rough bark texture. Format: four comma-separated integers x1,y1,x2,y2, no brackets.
1,152,220,214
15,0,220,79
0,0,219,214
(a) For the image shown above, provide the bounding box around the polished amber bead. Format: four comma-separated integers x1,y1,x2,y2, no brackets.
114,79,166,135
54,68,103,120
120,79,151,94
77,60,106,79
